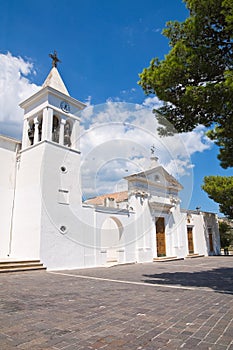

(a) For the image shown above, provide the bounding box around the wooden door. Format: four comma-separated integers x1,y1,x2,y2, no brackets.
156,217,166,257
209,233,214,252
187,227,194,254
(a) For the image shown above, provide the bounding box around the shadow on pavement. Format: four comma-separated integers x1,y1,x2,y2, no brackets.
142,267,233,294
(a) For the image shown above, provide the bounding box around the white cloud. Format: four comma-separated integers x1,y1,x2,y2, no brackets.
79,101,213,199
142,95,163,109
84,95,92,106
0,53,213,201
0,52,40,139
152,28,161,33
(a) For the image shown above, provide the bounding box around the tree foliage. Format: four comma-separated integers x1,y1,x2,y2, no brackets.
138,0,233,168
218,220,233,248
202,176,233,218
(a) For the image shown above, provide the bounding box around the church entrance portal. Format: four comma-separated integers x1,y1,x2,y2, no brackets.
101,217,123,263
156,217,166,257
187,227,194,254
208,227,214,253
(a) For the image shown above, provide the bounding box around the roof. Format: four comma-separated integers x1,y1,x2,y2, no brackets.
42,67,70,96
0,134,21,152
0,134,21,144
84,191,128,206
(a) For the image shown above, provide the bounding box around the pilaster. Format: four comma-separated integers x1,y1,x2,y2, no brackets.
34,119,39,144
71,120,80,150
59,119,66,145
22,119,29,149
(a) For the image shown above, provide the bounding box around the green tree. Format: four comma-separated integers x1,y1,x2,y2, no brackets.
138,0,233,168
218,221,233,248
202,176,233,219
138,0,233,217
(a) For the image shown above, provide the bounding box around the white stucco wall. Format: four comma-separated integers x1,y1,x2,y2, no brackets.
38,141,88,269
203,212,220,255
0,138,20,258
10,143,45,260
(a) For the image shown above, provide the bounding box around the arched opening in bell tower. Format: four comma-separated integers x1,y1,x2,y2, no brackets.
52,115,60,143
64,119,72,147
28,119,35,145
38,115,43,142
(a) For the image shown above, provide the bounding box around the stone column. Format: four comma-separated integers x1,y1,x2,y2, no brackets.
34,118,39,144
59,119,66,145
42,107,53,141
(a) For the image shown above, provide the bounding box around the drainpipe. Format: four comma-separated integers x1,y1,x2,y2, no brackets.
8,143,20,257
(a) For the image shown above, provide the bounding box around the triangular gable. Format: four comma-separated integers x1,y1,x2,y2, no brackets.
125,165,183,191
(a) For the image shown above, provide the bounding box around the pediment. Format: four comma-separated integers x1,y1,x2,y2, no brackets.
125,165,183,191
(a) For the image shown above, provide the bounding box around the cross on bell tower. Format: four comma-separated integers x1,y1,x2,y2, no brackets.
151,144,156,155
150,144,159,167
49,50,61,68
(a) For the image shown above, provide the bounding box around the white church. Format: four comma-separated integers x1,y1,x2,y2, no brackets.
0,57,221,271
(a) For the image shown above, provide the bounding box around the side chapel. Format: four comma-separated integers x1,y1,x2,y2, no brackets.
0,55,220,270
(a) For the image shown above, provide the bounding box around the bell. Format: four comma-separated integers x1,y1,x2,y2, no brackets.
64,133,71,146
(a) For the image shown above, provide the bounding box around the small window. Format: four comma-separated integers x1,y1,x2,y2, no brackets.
60,166,67,173
108,197,115,208
60,225,68,234
154,175,160,181
58,189,69,205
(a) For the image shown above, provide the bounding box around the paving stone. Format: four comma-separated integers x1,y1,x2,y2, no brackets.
0,257,232,349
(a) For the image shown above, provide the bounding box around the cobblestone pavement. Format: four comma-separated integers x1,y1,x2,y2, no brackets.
0,257,232,350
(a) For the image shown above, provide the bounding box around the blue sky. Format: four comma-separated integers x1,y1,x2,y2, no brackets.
0,0,232,214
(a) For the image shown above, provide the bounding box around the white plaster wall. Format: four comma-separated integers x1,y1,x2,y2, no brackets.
177,212,189,258
167,207,187,258
41,201,140,270
190,214,208,256
40,205,97,270
23,95,48,118
128,195,154,262
0,143,18,258
10,143,44,260
39,141,93,269
95,209,137,265
203,212,220,255
101,217,121,261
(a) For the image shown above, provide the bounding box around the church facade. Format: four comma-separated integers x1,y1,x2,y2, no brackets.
0,64,220,270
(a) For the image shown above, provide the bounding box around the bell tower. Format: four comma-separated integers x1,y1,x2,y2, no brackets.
10,53,87,262
21,51,86,152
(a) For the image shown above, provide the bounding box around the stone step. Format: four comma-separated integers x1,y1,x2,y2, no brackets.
0,260,46,273
153,256,184,262
186,254,205,259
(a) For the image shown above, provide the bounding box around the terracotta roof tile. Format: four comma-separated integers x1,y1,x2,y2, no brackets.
85,191,128,206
